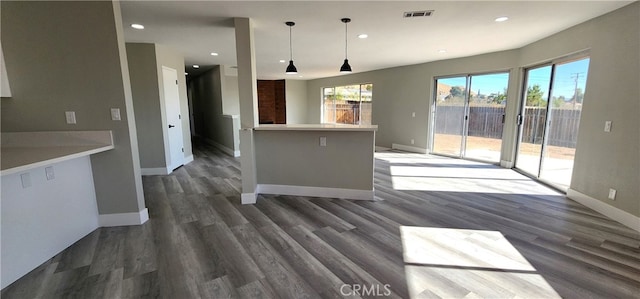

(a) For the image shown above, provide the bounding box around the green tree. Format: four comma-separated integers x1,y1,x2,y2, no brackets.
450,86,465,98
526,84,546,107
489,88,508,105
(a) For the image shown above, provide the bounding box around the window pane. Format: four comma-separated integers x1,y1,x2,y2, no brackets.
516,65,552,177
433,76,467,156
322,83,372,125
465,72,509,163
323,87,335,123
540,58,590,189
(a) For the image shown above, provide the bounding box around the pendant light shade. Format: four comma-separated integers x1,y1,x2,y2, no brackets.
340,59,352,73
340,18,352,73
286,60,297,74
285,21,297,74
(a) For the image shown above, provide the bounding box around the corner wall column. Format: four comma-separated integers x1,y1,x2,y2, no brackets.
234,17,259,204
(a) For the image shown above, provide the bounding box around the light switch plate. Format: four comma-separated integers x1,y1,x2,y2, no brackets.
65,111,76,124
45,166,55,180
608,188,617,200
111,108,121,121
21,173,31,188
320,136,327,147
604,121,612,132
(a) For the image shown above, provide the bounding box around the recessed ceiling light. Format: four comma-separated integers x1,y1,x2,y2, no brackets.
495,16,509,22
358,34,368,39
210,52,219,56
193,65,200,69
438,49,447,53
279,60,286,63
131,23,144,30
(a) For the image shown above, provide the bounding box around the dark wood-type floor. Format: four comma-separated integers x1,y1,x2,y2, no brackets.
2,143,639,298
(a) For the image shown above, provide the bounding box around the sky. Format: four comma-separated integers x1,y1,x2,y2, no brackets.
527,58,590,99
437,57,590,100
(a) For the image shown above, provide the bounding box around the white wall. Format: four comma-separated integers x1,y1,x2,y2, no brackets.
285,80,308,124
222,74,240,115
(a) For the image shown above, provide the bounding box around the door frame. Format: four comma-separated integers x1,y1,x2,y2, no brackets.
430,70,510,162
514,52,590,188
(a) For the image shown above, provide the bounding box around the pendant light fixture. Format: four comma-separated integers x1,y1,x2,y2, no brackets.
340,18,352,73
285,21,298,74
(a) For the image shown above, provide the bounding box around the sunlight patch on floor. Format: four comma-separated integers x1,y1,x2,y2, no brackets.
377,151,562,195
400,226,561,298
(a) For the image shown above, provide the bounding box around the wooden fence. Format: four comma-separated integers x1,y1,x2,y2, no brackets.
324,102,372,125
435,106,582,148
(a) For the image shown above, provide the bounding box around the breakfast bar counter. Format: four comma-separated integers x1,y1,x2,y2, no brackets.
251,124,378,201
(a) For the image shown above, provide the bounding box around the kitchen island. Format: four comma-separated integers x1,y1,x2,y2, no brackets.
249,124,377,201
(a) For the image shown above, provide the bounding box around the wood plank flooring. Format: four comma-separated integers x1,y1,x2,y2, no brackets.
2,143,639,298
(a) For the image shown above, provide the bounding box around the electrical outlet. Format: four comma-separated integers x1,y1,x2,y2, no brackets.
45,166,55,181
608,188,617,200
604,121,612,132
65,111,76,124
320,136,327,147
21,173,31,188
111,108,121,121
411,139,415,145
411,112,416,118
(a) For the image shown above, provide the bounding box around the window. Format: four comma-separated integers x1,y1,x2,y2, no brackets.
322,83,372,125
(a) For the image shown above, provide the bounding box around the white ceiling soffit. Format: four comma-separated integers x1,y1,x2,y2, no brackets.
120,1,633,80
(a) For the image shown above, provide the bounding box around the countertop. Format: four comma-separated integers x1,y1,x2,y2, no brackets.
253,124,378,131
1,131,114,176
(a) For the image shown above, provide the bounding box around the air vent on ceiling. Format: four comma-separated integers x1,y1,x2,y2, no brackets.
403,10,434,18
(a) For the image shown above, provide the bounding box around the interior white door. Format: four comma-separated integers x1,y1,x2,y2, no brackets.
162,66,184,171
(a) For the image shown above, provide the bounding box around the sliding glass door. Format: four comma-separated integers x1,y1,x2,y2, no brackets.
432,76,467,156
516,57,590,189
432,73,509,163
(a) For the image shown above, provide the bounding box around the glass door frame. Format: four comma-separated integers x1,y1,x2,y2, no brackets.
430,70,510,163
514,52,590,189
515,63,555,178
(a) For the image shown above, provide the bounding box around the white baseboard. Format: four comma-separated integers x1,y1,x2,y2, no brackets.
184,155,194,164
205,138,240,157
241,193,257,205
257,184,374,201
500,160,514,168
141,167,170,176
98,208,149,227
391,143,427,154
567,189,640,232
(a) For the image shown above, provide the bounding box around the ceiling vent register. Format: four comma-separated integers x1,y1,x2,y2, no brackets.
403,10,434,18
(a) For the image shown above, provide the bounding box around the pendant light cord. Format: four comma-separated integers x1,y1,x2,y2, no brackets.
344,22,348,59
289,25,293,61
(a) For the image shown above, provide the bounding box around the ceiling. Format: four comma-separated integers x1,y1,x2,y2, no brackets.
120,1,633,80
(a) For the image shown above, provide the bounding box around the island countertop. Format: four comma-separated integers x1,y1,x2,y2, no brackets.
1,131,114,176
254,124,378,131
